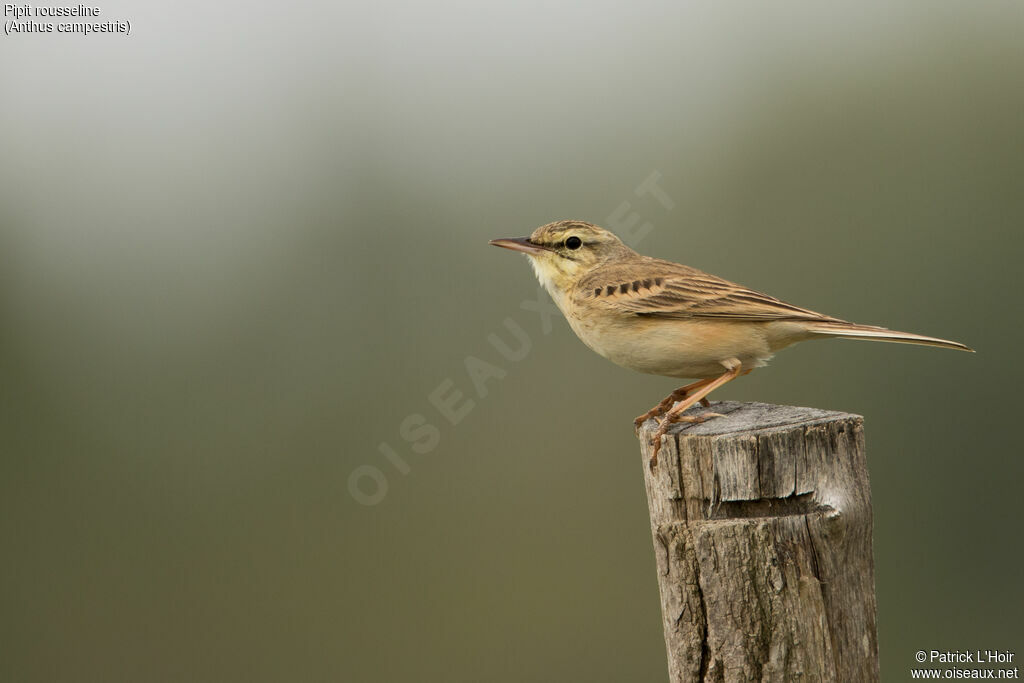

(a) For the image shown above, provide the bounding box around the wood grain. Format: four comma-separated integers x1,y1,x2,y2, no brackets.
638,401,879,682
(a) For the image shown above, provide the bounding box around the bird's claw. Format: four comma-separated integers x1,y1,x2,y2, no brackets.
646,408,726,470
633,415,651,435
648,437,663,471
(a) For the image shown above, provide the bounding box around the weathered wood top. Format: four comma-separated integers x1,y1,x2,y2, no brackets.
638,400,861,439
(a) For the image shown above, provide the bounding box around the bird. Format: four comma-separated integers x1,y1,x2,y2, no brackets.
490,220,972,469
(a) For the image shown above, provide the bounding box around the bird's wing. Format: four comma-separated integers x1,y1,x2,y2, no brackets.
578,258,844,323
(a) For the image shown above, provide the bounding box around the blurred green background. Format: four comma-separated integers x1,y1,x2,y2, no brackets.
2,1,1022,681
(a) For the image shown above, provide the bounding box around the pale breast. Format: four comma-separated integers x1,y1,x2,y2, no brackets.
564,308,777,379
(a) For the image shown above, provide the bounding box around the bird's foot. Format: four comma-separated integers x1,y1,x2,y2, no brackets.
634,387,712,435
646,365,744,470
633,395,680,434
647,408,725,470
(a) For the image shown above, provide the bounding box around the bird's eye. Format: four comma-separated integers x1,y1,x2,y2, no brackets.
565,236,582,250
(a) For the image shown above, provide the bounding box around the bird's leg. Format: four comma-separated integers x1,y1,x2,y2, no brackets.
633,378,714,434
649,362,743,470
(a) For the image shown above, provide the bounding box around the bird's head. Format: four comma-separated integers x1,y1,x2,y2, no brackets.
490,220,634,294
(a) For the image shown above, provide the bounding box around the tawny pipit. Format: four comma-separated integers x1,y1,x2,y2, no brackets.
490,220,972,468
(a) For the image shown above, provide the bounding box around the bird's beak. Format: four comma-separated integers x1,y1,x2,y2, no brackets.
489,237,551,255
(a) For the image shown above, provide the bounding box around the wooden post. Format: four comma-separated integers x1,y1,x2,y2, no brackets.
637,401,879,682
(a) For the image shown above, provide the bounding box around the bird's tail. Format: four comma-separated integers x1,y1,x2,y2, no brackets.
805,321,973,352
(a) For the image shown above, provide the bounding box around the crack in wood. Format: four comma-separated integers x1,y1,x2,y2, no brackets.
638,401,878,682
693,533,711,682
704,492,830,521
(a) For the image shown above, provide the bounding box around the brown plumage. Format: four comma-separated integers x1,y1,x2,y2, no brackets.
490,220,972,468
578,256,970,350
